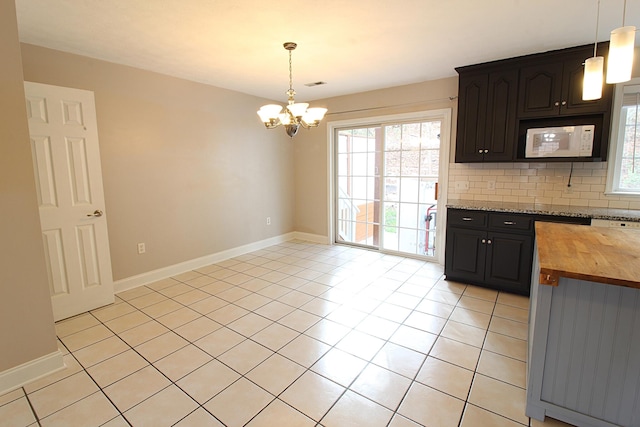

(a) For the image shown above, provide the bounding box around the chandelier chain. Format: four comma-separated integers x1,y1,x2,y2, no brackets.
289,49,293,93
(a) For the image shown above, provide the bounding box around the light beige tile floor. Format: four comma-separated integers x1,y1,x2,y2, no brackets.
0,240,576,427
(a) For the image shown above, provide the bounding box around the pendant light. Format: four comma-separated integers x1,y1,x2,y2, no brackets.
606,0,636,84
257,42,328,138
584,0,604,100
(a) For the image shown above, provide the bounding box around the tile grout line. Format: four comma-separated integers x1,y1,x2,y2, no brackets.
41,242,533,427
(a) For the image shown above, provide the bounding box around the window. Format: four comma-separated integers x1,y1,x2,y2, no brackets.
607,77,640,195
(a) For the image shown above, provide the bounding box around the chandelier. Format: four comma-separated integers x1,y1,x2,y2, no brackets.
257,42,327,137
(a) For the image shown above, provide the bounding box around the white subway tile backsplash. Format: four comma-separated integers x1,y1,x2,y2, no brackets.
570,199,590,207
610,200,631,209
447,161,640,210
588,200,609,208
581,177,601,185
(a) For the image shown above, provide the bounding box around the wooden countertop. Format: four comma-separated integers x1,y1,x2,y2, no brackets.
536,222,640,289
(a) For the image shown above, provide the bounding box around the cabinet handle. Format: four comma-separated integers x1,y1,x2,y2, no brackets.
482,239,486,243
487,239,492,244
462,217,474,221
478,149,483,153
503,221,516,225
484,149,489,153
554,101,560,107
561,101,567,106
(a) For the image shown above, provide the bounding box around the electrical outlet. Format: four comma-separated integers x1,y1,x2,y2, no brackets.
137,243,145,254
455,182,469,191
266,217,271,225
487,180,496,190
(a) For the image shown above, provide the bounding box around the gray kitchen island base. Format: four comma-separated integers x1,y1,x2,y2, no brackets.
527,251,640,427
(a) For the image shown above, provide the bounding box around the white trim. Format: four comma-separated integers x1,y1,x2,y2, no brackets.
0,350,64,395
606,77,640,197
327,109,452,264
434,108,451,265
114,232,327,293
292,231,331,244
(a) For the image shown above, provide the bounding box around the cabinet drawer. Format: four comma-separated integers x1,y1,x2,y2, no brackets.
488,213,533,232
448,209,488,228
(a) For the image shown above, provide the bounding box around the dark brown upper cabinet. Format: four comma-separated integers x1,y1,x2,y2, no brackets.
518,47,613,118
456,67,518,162
455,43,613,163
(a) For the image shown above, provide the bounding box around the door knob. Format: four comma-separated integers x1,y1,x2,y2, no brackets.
87,209,103,217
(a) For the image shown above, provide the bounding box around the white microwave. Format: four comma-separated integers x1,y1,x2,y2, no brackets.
525,125,595,158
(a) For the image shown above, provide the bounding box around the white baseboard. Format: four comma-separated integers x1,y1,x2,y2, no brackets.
292,231,331,244
114,231,331,293
0,350,64,395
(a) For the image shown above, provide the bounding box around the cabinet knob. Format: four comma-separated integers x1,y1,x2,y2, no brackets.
554,101,560,107
478,149,483,153
561,101,567,106
482,239,486,244
487,239,492,244
484,149,489,153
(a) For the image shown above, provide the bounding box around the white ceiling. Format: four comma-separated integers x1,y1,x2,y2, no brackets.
15,0,640,102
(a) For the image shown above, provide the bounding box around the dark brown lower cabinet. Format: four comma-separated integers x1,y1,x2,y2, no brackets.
484,231,532,293
445,208,591,296
445,224,532,295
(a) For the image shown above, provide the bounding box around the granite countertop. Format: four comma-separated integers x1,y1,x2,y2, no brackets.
535,222,640,289
446,200,640,222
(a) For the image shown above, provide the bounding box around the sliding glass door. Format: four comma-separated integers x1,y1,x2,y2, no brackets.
336,127,381,247
335,115,444,259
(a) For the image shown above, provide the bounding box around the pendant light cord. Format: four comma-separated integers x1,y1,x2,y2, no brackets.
622,0,627,26
593,0,600,57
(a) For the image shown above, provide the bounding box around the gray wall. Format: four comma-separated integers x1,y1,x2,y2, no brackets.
0,1,57,373
21,44,295,281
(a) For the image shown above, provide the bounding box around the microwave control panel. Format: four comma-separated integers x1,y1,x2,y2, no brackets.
579,125,595,156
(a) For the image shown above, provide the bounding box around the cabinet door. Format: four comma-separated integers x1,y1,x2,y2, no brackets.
445,227,486,283
561,55,613,115
484,69,519,161
517,62,563,118
455,73,488,162
485,231,533,295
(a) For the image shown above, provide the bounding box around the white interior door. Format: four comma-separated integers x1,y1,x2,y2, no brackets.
24,81,114,321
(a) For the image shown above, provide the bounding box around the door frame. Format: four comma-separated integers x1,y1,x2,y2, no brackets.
327,109,451,264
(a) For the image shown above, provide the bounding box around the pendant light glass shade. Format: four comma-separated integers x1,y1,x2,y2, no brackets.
257,104,283,123
302,107,328,124
286,102,309,118
606,25,636,83
583,56,604,100
279,112,292,125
